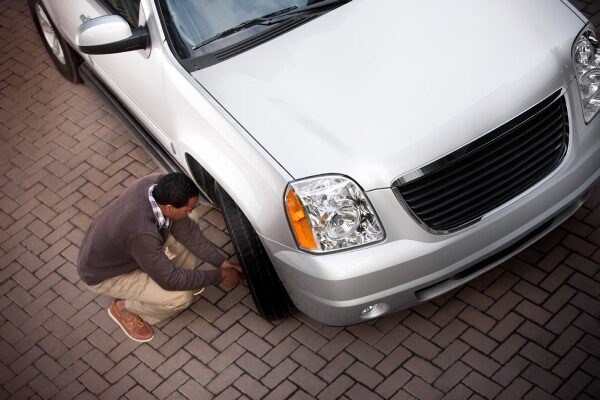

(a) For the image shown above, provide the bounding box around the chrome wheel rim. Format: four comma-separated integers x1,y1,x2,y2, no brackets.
35,3,66,64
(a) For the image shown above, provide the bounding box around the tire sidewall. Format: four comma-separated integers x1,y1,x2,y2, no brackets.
29,0,80,83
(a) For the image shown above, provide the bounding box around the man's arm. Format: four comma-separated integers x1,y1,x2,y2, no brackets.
129,232,222,291
170,217,227,267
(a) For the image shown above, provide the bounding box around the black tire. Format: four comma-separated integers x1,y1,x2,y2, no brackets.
215,183,295,321
29,0,81,83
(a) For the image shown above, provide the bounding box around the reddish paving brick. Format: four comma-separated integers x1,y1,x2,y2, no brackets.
403,376,443,400
375,345,412,376
402,333,441,359
431,319,468,348
404,355,442,384
433,360,471,392
564,252,600,277
374,367,412,399
555,370,592,400
463,370,502,399
429,299,466,328
495,377,532,400
543,285,577,313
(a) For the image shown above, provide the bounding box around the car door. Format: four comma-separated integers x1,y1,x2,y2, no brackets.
60,0,175,155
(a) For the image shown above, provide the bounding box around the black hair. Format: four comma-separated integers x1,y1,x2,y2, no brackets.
153,173,199,208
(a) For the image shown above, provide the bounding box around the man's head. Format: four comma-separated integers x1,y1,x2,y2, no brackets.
153,173,200,220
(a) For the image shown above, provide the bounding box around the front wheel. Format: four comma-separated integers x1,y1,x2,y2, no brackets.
215,183,295,321
29,0,81,83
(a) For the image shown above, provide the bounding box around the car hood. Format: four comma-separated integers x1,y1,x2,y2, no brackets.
191,0,582,190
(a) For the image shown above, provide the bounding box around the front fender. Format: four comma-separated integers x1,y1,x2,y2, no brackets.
162,52,296,249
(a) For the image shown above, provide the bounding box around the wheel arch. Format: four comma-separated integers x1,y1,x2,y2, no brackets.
181,148,296,249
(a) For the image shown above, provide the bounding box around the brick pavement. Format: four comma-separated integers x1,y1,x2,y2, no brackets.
1,1,599,399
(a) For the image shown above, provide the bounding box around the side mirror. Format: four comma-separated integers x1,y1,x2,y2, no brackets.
76,15,149,55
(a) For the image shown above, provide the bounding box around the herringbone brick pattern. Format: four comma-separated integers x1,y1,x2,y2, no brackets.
1,1,599,399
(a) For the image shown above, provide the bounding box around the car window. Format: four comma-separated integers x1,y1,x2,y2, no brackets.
101,0,140,27
159,0,333,59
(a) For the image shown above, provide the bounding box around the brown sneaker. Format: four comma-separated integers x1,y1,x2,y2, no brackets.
108,299,154,342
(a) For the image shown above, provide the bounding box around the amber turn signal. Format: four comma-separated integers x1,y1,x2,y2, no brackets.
285,188,318,251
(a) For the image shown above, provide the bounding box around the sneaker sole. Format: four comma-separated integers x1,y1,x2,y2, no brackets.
107,306,154,343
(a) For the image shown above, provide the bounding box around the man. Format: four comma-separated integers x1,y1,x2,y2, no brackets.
77,172,243,342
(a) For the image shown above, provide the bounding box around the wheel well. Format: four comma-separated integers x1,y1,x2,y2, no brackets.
185,154,217,203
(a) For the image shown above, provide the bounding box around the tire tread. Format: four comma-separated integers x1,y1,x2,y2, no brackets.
215,184,294,321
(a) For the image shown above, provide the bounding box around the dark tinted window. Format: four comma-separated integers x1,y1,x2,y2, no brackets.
102,0,140,26
159,0,331,59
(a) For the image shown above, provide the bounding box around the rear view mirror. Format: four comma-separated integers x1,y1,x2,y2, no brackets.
76,15,148,54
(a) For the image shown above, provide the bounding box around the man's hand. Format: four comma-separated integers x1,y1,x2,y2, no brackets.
219,260,244,288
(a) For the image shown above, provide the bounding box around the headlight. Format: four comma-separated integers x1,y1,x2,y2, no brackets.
284,175,385,253
573,24,600,123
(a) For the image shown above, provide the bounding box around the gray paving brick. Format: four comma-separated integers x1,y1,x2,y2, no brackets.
128,363,162,392
264,381,297,400
318,330,354,361
238,331,272,358
318,351,353,383
291,324,329,352
77,368,110,395
265,318,301,345
125,385,158,400
234,373,270,400
289,366,327,397
206,364,244,394
182,358,216,386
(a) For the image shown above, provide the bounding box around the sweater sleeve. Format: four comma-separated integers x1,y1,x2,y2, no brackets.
128,232,222,291
169,217,228,268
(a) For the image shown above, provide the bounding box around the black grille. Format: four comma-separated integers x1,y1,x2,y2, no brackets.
394,91,569,232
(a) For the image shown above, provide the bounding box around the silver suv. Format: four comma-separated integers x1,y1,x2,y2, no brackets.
30,0,600,325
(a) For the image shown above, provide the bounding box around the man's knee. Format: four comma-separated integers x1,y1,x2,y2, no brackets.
164,291,194,312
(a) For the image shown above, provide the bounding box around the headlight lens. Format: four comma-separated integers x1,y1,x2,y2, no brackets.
573,24,600,123
285,175,385,253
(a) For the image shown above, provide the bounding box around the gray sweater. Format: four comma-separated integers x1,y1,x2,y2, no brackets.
77,174,226,291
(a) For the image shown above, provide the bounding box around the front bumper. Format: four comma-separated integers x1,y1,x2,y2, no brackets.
262,84,600,326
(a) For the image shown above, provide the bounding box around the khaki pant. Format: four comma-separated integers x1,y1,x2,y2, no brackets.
88,210,208,325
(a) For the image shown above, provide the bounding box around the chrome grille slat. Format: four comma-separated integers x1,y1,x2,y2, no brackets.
394,91,569,233
406,116,564,208
400,101,564,199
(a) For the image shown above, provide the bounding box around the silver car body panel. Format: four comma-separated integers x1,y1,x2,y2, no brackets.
43,0,600,325
192,0,583,191
262,79,599,323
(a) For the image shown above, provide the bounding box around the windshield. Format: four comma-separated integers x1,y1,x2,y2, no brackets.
160,0,329,59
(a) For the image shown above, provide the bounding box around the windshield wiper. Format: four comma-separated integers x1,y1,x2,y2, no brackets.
266,0,351,22
192,0,351,51
192,6,297,50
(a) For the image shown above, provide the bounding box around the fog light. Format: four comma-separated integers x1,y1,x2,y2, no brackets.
361,304,377,314
360,303,389,319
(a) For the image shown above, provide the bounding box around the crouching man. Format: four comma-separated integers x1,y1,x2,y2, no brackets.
77,172,243,342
